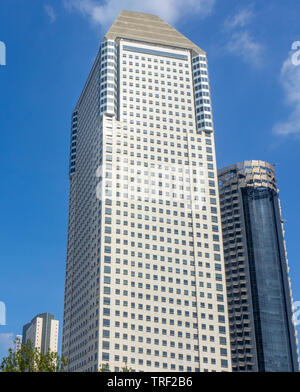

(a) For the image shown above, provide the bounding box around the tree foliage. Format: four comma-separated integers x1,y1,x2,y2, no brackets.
0,340,68,372
98,362,134,372
121,364,134,372
98,362,111,372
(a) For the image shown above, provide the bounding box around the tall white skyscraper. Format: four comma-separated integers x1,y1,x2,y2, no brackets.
22,313,59,355
62,10,231,372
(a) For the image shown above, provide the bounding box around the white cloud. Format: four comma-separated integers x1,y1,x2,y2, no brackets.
225,31,263,68
273,53,300,136
224,7,263,68
224,7,254,30
0,333,14,353
44,4,56,23
64,0,215,28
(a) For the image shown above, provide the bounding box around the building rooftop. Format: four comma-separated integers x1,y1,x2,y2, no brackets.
218,160,277,193
105,10,205,55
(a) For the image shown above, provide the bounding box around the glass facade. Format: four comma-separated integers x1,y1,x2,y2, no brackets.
219,161,298,372
242,187,296,371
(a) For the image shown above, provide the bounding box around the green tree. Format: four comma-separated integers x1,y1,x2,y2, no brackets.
121,364,134,372
97,362,134,372
0,340,68,372
98,362,110,372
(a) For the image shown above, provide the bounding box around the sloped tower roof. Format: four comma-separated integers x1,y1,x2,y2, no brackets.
105,10,205,55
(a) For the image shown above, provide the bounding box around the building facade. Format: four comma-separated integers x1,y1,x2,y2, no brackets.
62,10,231,372
218,160,299,372
22,313,59,354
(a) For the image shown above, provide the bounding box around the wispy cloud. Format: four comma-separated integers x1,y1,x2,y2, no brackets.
273,50,300,137
224,7,254,30
44,4,56,23
226,31,263,68
224,7,263,68
63,0,215,28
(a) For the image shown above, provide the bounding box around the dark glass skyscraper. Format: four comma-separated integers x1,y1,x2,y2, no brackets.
218,160,298,372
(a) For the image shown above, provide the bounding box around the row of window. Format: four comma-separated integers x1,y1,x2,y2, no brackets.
122,51,189,65
102,353,228,369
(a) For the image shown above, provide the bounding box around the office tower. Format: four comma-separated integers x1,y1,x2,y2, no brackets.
14,335,22,352
62,10,231,372
218,160,299,372
22,313,59,354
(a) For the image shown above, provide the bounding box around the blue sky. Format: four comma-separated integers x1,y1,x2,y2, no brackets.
0,0,300,360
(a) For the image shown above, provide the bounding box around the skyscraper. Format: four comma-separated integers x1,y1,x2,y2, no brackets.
218,160,298,372
62,10,231,372
22,313,59,355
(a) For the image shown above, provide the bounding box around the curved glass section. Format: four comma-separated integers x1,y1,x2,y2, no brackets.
242,187,296,371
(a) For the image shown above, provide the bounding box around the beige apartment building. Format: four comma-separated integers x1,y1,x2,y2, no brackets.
22,313,59,354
